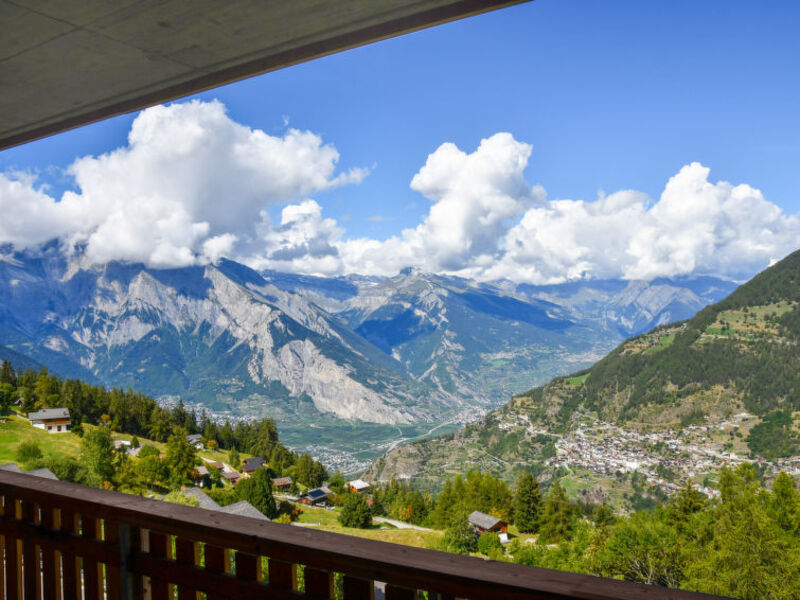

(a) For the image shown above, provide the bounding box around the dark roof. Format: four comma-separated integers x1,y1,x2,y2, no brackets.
220,501,271,521
27,408,70,421
182,488,221,511
304,488,329,501
468,511,505,530
0,463,22,473
222,470,241,480
242,457,265,472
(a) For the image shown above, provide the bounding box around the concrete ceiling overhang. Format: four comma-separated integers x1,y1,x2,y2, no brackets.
0,0,527,150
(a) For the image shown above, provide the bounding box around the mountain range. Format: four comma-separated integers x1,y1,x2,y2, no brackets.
368,249,800,492
0,244,736,455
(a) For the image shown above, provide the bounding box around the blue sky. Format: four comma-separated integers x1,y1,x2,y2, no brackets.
2,0,799,282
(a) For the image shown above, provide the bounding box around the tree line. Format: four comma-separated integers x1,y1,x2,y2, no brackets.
1,360,325,486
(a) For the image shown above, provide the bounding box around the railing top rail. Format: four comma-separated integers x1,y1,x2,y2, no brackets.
0,471,725,600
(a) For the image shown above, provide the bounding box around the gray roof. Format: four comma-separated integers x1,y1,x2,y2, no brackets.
219,501,271,521
242,456,265,472
27,408,70,421
0,463,58,480
182,488,221,511
26,468,58,480
468,510,505,530
186,434,203,443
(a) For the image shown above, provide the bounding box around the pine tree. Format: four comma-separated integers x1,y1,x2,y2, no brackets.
339,493,372,529
538,481,573,543
236,468,277,518
513,472,542,533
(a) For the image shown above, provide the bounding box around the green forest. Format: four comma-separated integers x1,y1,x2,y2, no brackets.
366,466,800,600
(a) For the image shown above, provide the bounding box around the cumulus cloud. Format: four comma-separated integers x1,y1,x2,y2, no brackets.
0,100,365,268
1,107,797,282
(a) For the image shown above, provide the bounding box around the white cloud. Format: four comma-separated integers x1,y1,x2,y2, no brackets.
0,100,365,268
2,110,797,282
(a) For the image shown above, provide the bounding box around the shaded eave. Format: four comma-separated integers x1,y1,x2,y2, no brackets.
0,0,529,151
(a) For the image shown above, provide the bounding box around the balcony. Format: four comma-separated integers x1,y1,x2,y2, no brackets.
0,471,724,600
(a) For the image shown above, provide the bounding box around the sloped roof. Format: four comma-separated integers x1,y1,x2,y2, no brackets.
182,487,221,511
272,477,293,487
348,479,371,491
220,501,270,521
27,408,70,421
468,510,505,530
304,488,329,501
0,463,58,480
242,456,265,472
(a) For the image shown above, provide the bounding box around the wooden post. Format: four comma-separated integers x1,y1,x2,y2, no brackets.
343,576,374,600
267,559,295,591
303,567,333,599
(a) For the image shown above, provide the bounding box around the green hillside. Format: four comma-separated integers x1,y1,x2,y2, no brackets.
369,250,800,498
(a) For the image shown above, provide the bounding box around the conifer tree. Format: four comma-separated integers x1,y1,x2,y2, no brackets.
538,481,573,543
514,472,542,533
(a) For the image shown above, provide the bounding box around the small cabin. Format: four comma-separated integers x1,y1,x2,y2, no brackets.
241,456,265,477
347,479,371,494
272,476,293,492
468,511,508,535
299,488,329,506
186,433,204,449
27,408,71,434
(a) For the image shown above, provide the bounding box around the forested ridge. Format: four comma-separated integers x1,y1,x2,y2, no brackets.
520,248,800,458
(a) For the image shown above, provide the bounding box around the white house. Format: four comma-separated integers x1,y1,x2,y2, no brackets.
27,408,71,433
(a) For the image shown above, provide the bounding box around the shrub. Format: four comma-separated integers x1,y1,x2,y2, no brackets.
477,532,503,555
15,440,42,464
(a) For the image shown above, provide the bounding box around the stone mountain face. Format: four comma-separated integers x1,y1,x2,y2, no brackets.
0,246,736,433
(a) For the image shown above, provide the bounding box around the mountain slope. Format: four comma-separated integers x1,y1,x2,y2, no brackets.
0,249,445,425
368,249,800,491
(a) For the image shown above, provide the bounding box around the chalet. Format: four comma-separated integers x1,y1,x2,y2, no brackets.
468,511,508,535
347,479,371,494
27,408,71,433
221,470,241,485
242,456,265,477
272,476,293,492
186,434,204,449
201,458,224,471
299,488,329,506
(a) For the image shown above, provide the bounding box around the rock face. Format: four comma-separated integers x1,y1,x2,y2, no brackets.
0,245,735,429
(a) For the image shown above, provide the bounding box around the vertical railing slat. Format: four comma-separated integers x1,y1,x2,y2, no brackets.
268,558,295,591
39,504,58,600
304,567,333,599
203,544,226,600
1,496,19,600
59,509,79,600
385,585,417,600
81,516,102,600
175,537,197,600
343,576,374,600
20,500,37,600
147,531,169,600
235,551,258,581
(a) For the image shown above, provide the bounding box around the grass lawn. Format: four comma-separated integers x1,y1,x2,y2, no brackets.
0,414,81,464
294,504,443,549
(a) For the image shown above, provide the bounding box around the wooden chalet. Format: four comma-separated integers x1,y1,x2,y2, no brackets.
468,511,508,535
272,476,293,492
26,408,71,434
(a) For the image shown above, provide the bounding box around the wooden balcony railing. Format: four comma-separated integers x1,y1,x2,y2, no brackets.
0,470,724,600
